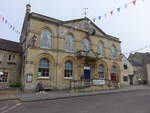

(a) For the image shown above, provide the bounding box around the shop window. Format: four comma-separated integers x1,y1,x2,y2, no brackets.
124,64,128,70
123,76,128,82
0,72,8,82
64,61,73,78
38,58,49,77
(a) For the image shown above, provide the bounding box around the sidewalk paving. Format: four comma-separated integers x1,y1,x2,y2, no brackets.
0,85,150,102
17,85,150,102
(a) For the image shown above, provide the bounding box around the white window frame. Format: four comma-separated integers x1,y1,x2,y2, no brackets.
40,29,52,49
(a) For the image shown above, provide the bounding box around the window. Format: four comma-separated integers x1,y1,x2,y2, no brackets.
0,72,8,82
64,61,73,78
111,45,116,58
123,76,128,82
38,58,49,77
98,64,105,79
66,35,74,52
111,65,118,81
40,29,52,48
8,55,11,61
124,64,128,70
98,41,104,56
83,39,90,51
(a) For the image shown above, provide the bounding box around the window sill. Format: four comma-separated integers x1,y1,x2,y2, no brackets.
64,77,73,80
37,77,50,80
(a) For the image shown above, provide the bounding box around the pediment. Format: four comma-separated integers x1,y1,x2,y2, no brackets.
63,18,106,37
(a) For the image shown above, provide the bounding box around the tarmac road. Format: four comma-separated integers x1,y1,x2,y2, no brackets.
1,89,150,113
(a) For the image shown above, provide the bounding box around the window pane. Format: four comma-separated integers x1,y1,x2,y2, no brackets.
39,58,49,77
98,41,104,56
40,30,52,48
83,39,90,51
66,35,74,51
64,61,73,77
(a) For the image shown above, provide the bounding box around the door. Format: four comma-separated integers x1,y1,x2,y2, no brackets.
84,66,91,79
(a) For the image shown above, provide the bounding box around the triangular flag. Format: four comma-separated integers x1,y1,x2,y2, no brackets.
132,0,136,5
5,20,7,24
124,4,128,9
10,25,12,29
104,13,107,18
110,10,113,15
93,18,96,22
98,16,101,20
117,7,120,12
2,17,4,21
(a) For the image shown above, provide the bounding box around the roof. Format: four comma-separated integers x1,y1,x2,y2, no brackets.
128,52,150,66
29,12,120,42
0,38,21,53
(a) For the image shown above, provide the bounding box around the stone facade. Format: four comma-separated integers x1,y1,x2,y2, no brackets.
19,5,123,91
128,52,150,84
121,55,134,85
0,39,21,89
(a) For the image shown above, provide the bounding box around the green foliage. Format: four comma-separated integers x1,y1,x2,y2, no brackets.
9,82,22,88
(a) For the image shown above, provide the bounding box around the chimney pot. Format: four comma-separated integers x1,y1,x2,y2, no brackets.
26,4,31,13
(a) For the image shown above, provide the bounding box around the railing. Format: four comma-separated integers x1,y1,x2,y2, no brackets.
70,79,120,89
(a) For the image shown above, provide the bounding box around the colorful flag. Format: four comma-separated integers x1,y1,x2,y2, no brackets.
117,7,120,12
98,16,101,20
132,0,136,5
110,10,113,15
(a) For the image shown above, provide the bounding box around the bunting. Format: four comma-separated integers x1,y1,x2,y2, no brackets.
123,44,150,56
92,0,145,22
0,15,21,35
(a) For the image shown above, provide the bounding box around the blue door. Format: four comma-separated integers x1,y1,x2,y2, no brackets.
84,67,91,79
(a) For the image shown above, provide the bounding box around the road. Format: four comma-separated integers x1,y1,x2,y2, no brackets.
1,89,150,113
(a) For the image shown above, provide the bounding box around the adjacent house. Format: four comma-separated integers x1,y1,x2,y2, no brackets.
128,52,150,84
0,39,21,89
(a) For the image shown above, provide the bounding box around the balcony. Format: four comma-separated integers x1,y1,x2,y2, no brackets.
75,50,99,61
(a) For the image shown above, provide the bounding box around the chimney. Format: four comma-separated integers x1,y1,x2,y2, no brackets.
26,4,31,13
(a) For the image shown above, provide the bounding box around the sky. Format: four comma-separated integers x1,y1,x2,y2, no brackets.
0,0,150,56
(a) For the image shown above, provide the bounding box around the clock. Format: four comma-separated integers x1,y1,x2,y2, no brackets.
88,28,96,35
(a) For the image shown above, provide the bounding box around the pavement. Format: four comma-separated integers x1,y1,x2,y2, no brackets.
2,89,150,113
0,85,150,102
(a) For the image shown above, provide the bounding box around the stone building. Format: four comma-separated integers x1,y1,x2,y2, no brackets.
128,52,150,84
121,55,134,85
19,4,123,91
0,39,21,89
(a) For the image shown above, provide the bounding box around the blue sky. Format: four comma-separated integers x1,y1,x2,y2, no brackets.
0,0,150,55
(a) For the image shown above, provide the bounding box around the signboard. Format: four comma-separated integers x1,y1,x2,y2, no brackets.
26,74,33,83
93,80,105,85
0,72,3,75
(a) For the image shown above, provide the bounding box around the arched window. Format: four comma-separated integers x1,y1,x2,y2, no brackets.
83,39,90,51
66,35,74,52
98,41,104,56
98,64,105,79
40,29,52,48
111,45,116,58
38,58,49,77
64,61,73,78
111,65,118,81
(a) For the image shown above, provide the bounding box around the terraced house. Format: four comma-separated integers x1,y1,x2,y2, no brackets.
18,4,123,91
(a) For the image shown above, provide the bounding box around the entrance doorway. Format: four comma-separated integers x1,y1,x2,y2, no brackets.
84,65,91,80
